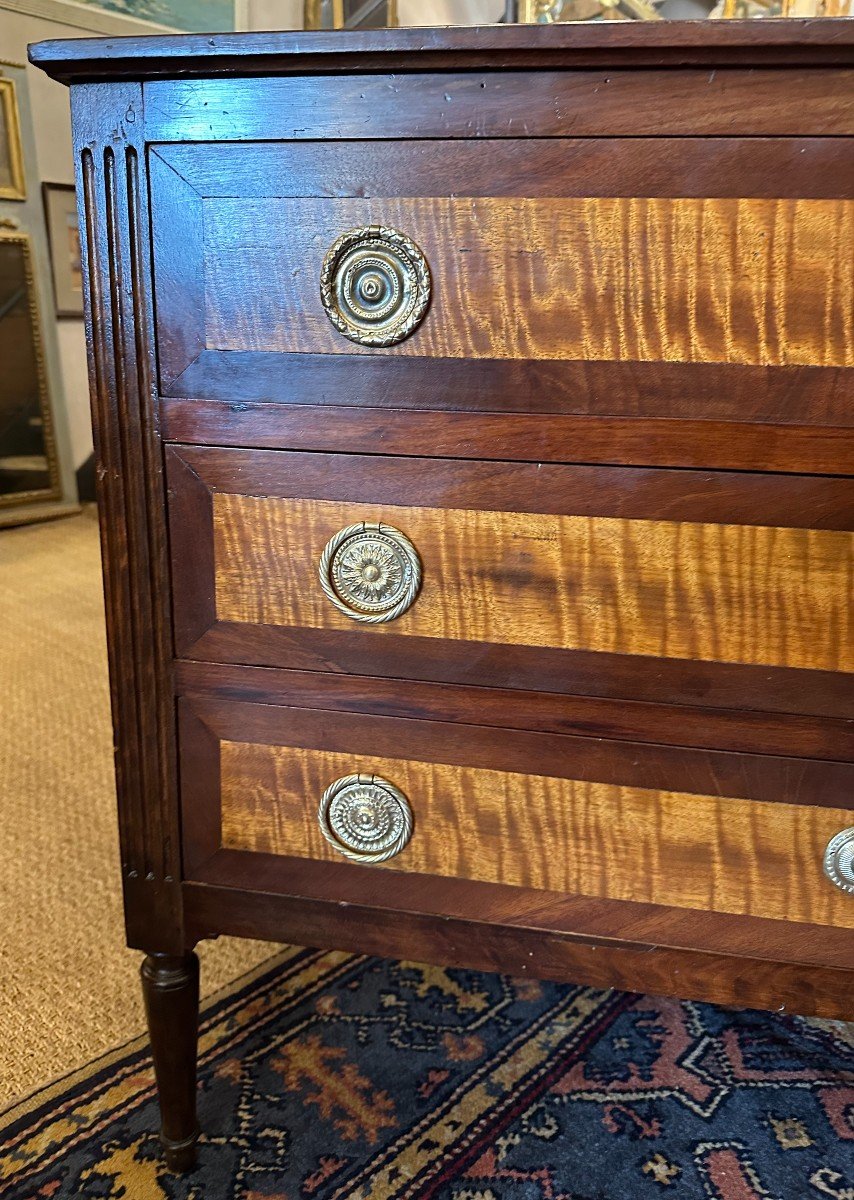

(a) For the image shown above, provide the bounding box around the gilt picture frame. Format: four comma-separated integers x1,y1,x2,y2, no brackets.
304,1,398,28
0,230,61,508
42,182,84,318
519,0,662,18
0,76,26,201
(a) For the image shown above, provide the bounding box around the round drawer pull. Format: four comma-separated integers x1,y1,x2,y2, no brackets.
318,773,413,864
824,827,854,895
319,521,421,624
319,225,431,346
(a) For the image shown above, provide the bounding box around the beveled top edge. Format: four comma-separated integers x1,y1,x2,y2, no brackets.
29,19,854,85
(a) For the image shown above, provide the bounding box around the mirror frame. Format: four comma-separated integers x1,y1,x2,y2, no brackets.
0,229,62,510
0,76,26,202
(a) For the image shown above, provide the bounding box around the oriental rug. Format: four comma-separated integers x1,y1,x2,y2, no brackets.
2,947,853,1199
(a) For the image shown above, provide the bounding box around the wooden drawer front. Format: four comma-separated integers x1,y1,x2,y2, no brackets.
203,194,852,366
152,139,854,474
179,696,854,939
213,494,853,672
168,446,854,722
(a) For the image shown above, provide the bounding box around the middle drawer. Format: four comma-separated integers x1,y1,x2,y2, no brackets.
166,445,853,725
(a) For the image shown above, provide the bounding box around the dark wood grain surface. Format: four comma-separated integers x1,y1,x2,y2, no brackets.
153,138,854,206
72,82,184,956
181,694,854,815
141,70,854,144
181,626,854,722
161,402,854,476
186,849,854,969
154,138,854,204
176,661,854,762
162,352,854,428
185,850,854,972
140,954,200,1171
171,446,854,530
183,882,854,1021
29,19,854,83
149,149,203,394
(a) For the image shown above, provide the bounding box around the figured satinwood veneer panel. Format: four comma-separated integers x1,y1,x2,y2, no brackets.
204,196,854,365
219,742,854,929
212,494,854,674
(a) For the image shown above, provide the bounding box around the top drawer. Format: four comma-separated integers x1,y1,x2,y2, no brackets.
151,138,854,474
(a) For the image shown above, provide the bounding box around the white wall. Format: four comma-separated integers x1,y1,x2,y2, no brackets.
240,0,302,28
2,7,91,469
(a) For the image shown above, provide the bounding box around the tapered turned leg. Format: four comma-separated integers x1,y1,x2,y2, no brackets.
140,952,200,1171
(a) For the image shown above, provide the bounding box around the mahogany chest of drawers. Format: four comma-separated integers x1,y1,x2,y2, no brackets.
32,20,854,1172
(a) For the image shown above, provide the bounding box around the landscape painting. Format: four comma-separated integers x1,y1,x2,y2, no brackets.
74,0,235,32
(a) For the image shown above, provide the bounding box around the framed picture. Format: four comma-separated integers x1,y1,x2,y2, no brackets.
0,230,60,507
0,76,26,201
72,0,235,32
519,0,662,18
305,1,398,28
519,0,852,15
42,183,84,318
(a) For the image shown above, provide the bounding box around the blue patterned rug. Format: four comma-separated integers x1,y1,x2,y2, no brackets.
2,946,853,1198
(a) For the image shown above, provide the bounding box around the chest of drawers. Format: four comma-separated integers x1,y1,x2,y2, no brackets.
32,20,854,1172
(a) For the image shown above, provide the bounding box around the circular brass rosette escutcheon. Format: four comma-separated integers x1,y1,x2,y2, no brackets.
319,521,421,624
823,827,854,895
319,225,431,346
318,773,414,864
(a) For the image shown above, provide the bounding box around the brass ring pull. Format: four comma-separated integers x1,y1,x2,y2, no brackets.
319,225,431,346
319,521,421,624
318,774,413,864
824,828,854,895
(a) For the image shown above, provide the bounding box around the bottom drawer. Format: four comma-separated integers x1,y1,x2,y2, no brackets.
179,692,854,952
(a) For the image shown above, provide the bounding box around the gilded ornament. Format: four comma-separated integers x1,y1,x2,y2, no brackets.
824,828,854,895
319,225,431,346
319,521,421,623
318,774,413,864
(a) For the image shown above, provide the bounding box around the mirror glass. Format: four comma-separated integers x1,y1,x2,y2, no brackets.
0,234,56,502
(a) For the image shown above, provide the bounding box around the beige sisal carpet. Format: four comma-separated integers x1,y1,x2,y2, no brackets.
0,509,275,1107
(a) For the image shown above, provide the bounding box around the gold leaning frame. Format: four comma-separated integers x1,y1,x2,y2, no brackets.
520,0,663,16
304,1,398,28
519,0,848,15
0,230,61,509
0,76,26,202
